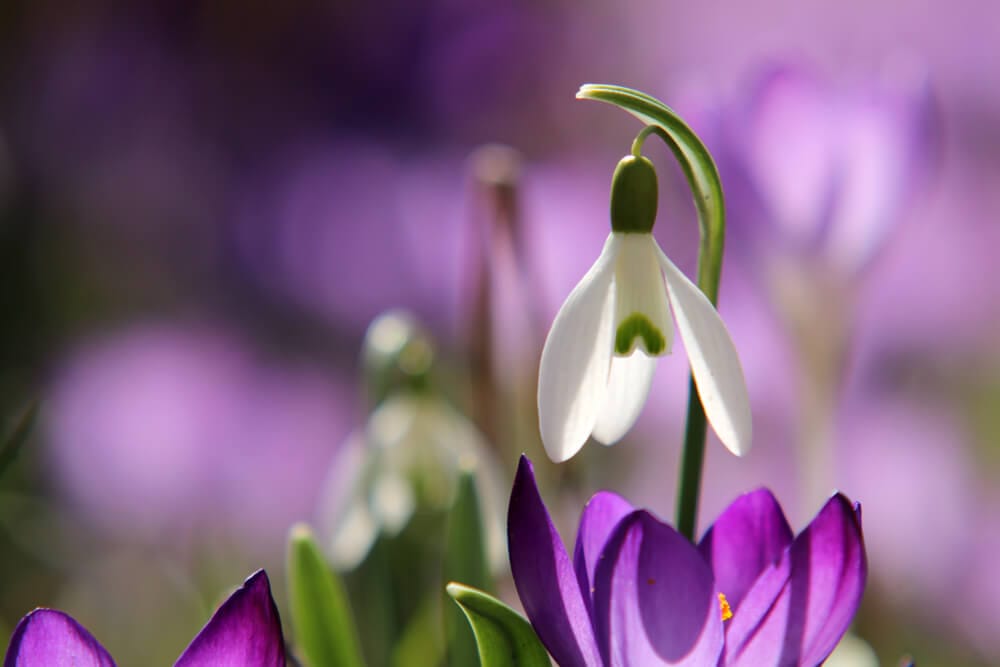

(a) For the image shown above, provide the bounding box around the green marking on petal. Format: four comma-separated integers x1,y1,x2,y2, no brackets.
615,313,666,355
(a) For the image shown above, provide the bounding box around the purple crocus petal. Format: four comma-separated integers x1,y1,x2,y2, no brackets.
698,488,794,610
744,66,838,247
821,73,931,274
508,455,602,667
593,512,723,667
723,494,866,667
4,609,116,667
573,490,635,613
174,570,285,667
719,551,792,667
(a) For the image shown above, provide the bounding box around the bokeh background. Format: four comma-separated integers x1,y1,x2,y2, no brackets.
1,1,998,665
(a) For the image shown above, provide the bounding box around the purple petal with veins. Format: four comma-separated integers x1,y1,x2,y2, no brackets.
174,570,285,667
507,457,867,667
573,490,635,614
507,455,603,667
4,610,116,667
593,512,724,667
723,494,866,667
699,488,794,610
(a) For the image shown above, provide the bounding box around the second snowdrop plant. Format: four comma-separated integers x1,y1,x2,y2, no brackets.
538,150,751,463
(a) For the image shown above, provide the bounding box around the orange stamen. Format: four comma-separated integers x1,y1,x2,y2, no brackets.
718,593,733,622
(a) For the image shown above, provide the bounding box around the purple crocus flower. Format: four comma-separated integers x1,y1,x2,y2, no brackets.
678,62,933,282
508,456,866,666
44,322,354,555
3,570,284,667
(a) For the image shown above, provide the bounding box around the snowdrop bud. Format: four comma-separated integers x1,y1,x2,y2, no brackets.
362,310,434,407
610,155,658,233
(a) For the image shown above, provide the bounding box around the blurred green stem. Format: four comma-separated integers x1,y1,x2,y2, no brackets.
0,402,38,481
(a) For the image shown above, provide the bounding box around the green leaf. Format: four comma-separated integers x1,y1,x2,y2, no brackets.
442,469,492,666
445,583,550,667
349,536,398,667
389,592,445,667
0,402,38,481
577,83,725,305
287,523,366,667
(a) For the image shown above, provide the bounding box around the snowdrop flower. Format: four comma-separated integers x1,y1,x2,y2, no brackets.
538,154,751,462
318,390,507,570
318,311,506,571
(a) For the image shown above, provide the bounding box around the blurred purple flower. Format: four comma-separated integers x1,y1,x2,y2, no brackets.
44,323,353,553
715,62,933,276
508,455,866,666
849,153,1000,354
667,62,947,523
4,570,284,667
234,142,467,334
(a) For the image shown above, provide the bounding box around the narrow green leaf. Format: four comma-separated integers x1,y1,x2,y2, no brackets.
389,592,445,667
445,583,550,667
443,469,492,666
349,537,397,667
287,523,366,667
0,402,38,481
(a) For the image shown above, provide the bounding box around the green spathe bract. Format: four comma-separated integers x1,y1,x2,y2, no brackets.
610,155,658,233
446,583,551,667
614,312,666,355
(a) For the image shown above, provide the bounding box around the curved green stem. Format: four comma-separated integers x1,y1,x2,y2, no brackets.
630,125,663,157
577,83,727,542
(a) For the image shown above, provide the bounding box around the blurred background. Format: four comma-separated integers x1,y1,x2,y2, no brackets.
1,1,998,665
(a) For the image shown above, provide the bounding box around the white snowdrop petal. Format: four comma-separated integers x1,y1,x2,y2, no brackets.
328,498,379,569
657,247,753,456
537,235,618,462
371,471,416,535
611,235,673,356
591,351,657,445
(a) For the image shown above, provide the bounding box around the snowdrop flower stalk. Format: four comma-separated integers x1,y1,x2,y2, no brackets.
539,85,751,539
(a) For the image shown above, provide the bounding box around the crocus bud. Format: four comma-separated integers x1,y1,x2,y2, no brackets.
610,155,658,233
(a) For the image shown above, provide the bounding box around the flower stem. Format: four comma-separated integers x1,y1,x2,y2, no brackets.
675,376,708,540
577,84,727,542
630,125,660,157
